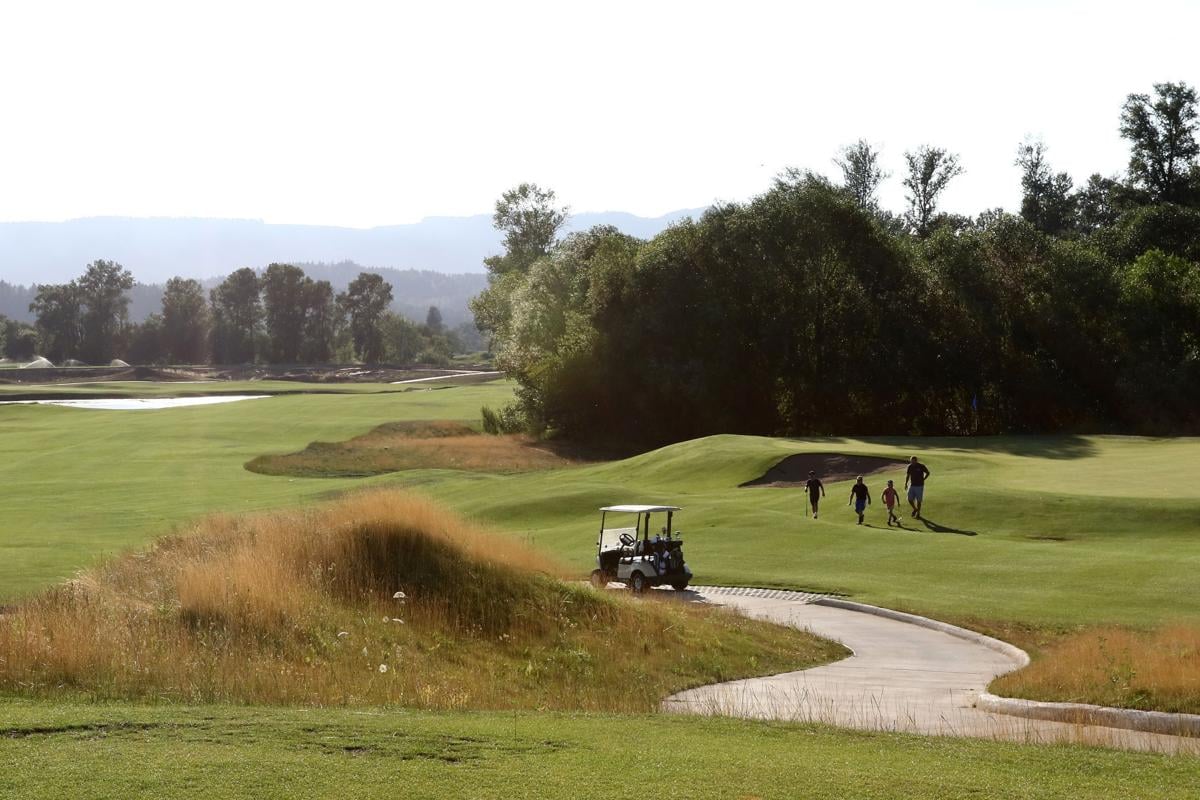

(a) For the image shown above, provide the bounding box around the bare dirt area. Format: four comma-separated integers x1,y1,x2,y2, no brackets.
245,420,578,478
741,453,907,487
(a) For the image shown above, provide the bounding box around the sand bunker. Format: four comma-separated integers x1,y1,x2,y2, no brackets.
741,453,908,487
0,395,269,410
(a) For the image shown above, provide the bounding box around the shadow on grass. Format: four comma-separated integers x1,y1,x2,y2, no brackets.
784,435,1098,461
918,517,978,536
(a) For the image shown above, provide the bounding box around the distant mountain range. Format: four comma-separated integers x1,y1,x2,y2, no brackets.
0,209,704,287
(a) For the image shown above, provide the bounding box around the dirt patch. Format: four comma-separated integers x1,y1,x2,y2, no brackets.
245,420,580,477
741,453,908,487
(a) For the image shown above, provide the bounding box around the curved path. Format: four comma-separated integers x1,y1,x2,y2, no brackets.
664,587,1199,754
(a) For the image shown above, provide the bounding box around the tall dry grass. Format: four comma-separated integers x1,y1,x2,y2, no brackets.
245,420,572,477
0,490,837,711
992,625,1200,715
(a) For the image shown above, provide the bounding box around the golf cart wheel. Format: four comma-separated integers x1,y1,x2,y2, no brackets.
589,569,609,588
629,571,648,594
671,581,689,592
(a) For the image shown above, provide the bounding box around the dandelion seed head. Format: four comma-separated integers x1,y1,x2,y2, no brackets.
378,663,388,674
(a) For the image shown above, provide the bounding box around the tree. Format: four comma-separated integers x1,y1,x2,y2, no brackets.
30,282,82,363
834,139,888,211
425,305,443,333
76,260,134,363
1120,81,1199,203
903,145,964,236
1015,138,1075,235
1,317,38,360
261,263,309,363
126,314,167,364
484,183,569,277
299,279,338,363
471,183,569,344
379,312,425,363
161,277,209,363
338,272,393,363
210,268,261,363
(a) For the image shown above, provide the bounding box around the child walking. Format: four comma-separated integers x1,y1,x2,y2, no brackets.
881,479,901,526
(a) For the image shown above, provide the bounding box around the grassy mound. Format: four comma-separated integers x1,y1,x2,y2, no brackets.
0,491,843,710
244,420,574,477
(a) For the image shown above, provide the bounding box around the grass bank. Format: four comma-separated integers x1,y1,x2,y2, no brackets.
0,490,842,711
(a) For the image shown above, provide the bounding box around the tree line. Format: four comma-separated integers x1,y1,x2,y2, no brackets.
3,263,469,366
474,81,1200,441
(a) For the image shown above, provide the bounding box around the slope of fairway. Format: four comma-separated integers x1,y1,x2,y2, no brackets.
415,434,1200,627
5,383,1199,630
0,382,519,599
3,702,1199,799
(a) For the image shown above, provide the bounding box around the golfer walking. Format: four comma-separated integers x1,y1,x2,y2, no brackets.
848,476,871,525
905,456,931,518
804,470,825,519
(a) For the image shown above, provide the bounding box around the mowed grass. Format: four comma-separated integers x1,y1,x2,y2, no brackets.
413,433,1200,629
4,385,1199,628
0,490,841,710
0,382,519,599
2,702,1199,799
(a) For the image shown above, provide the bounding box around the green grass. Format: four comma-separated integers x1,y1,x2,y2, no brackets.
4,385,1199,629
416,434,1200,628
0,382,516,598
2,701,1198,799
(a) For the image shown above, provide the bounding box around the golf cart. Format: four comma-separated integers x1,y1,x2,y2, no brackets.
590,504,692,593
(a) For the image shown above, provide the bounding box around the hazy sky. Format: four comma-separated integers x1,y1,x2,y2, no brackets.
0,0,1196,228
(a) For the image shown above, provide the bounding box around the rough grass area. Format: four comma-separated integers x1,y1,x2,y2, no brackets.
244,420,574,477
4,702,1200,800
0,490,843,711
991,625,1200,715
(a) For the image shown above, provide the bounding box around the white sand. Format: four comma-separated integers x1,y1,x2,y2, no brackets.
0,395,270,410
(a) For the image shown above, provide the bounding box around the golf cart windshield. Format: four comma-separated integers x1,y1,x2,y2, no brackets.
598,505,680,552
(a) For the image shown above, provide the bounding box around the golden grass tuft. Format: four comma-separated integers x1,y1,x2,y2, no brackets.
244,420,574,477
992,624,1200,714
0,490,842,711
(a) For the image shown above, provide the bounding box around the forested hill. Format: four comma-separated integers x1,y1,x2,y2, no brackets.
0,265,487,327
0,209,702,286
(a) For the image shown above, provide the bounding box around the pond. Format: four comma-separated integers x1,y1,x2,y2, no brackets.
0,395,270,410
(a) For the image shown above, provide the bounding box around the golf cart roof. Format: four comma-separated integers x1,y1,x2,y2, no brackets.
600,505,681,513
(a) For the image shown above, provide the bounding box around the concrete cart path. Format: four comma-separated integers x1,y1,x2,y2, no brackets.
664,589,1199,754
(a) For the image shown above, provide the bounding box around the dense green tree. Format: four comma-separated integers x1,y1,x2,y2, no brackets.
425,305,443,334
471,183,569,343
338,272,393,363
834,139,888,211
299,279,339,363
126,314,167,364
380,312,425,363
261,263,309,363
1015,139,1075,235
209,268,261,363
29,282,82,363
76,260,134,363
2,317,38,360
1120,82,1199,203
902,145,963,236
161,277,209,363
